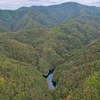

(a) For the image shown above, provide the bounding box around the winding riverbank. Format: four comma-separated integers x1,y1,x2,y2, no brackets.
46,73,55,90
43,69,56,90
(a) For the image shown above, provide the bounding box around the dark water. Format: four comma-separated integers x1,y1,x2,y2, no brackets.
46,73,55,90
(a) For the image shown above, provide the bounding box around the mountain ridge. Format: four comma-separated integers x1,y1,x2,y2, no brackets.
0,2,100,100
0,2,100,32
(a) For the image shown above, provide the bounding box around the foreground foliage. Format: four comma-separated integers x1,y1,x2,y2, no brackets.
0,54,53,100
53,39,100,100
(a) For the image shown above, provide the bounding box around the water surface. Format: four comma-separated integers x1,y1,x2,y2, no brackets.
46,73,55,90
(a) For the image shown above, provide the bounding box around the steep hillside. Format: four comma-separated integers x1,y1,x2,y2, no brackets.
1,14,100,74
0,32,63,74
0,2,100,31
0,2,100,100
0,53,54,100
53,38,100,100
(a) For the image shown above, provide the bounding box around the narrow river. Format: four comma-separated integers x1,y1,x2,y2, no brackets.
46,73,55,90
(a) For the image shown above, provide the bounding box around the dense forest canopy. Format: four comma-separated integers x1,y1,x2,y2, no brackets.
0,2,100,100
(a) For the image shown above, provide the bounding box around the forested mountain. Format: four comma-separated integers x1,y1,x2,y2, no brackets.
0,54,53,100
53,38,100,100
0,2,100,100
0,2,100,32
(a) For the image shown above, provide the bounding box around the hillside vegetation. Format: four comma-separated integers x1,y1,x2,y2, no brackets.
0,53,54,100
53,38,100,100
1,16,100,74
0,2,100,100
0,2,100,32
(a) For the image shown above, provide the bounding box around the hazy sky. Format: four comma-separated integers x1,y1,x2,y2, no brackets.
0,0,100,10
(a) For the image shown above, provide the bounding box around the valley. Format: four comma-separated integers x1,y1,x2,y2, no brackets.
0,2,100,100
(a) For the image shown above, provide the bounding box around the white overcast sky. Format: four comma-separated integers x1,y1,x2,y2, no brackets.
0,0,100,10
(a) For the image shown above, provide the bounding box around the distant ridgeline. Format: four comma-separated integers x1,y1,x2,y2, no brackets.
0,2,100,100
0,2,100,32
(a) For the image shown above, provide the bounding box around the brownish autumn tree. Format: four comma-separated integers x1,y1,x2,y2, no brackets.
66,95,71,100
